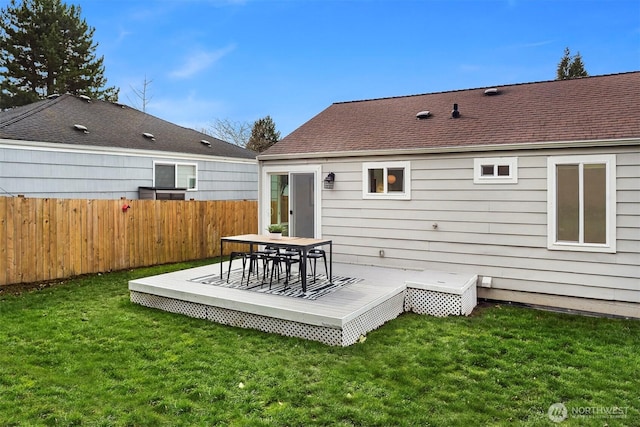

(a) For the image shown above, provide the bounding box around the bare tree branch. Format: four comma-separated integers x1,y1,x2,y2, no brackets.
208,118,251,147
127,75,153,112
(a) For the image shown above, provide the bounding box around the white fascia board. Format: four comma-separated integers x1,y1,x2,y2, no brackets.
0,138,257,165
257,138,640,161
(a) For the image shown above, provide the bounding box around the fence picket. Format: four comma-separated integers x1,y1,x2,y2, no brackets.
0,197,6,285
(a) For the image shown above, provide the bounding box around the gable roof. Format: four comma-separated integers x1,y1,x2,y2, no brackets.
0,94,257,160
261,72,640,159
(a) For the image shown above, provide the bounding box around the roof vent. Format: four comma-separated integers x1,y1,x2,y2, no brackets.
416,110,431,119
73,124,89,133
142,132,155,141
200,139,212,147
484,88,499,96
79,95,91,102
451,103,460,118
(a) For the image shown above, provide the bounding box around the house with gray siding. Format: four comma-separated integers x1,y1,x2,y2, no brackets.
257,72,640,318
0,94,257,200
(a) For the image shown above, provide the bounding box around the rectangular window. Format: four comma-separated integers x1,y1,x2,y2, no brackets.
155,164,175,188
547,155,616,253
362,161,411,200
154,162,197,190
474,157,518,183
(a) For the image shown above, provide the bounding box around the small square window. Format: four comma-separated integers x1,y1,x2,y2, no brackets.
474,157,518,184
481,165,494,176
363,161,411,200
387,168,405,192
497,165,510,176
155,164,175,188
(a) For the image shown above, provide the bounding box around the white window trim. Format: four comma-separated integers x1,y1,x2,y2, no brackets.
153,161,198,191
547,154,616,253
362,161,411,200
473,157,518,184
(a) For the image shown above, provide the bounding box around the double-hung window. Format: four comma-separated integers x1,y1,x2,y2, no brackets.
154,162,197,190
362,161,411,200
547,155,616,253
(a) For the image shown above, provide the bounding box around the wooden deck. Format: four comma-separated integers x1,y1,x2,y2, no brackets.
129,262,477,346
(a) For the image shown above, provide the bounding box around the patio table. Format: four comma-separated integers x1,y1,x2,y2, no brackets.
220,234,333,293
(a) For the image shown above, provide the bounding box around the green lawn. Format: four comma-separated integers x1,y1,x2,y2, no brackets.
0,259,638,426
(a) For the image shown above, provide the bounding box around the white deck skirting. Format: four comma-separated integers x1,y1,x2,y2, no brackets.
129,262,478,346
405,271,478,316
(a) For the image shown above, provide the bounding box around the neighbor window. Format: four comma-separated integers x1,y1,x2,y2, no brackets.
154,162,197,190
362,161,411,200
474,157,518,183
547,155,616,253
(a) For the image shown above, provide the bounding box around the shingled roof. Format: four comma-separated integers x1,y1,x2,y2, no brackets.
262,72,640,158
0,94,256,160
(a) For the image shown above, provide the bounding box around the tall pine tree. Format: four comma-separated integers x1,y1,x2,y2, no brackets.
556,47,588,80
0,0,118,108
246,115,281,153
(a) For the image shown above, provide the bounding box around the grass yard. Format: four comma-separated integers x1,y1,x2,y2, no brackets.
0,259,638,426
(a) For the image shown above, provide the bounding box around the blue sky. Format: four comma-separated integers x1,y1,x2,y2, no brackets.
62,1,640,137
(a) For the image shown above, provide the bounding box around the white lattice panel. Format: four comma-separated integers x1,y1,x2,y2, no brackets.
342,292,405,346
130,291,207,319
130,290,406,346
205,305,343,346
131,291,345,345
404,286,476,317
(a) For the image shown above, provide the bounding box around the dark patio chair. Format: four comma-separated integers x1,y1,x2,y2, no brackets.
268,247,301,290
227,251,249,283
307,248,328,284
245,246,278,286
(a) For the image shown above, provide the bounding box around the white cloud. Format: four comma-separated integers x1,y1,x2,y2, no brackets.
115,27,132,45
514,40,554,49
459,64,482,72
169,44,237,79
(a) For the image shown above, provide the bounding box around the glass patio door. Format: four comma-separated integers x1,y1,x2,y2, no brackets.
265,167,320,238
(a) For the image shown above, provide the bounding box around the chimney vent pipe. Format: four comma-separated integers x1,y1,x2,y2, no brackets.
452,103,460,118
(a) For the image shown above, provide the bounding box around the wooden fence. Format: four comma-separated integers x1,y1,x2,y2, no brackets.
0,197,258,287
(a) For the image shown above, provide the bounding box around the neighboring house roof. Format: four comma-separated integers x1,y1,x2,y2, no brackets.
261,72,640,158
0,94,257,160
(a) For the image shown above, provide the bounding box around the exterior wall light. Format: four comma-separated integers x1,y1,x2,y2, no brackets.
324,172,335,189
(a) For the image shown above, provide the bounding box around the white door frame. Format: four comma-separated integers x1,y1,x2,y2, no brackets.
259,164,322,238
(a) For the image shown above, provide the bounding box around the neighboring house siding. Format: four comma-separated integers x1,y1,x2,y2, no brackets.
197,160,258,201
0,141,258,200
316,146,639,305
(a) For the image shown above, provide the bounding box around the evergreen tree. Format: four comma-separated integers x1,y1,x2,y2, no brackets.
556,47,588,80
0,0,118,108
246,115,281,153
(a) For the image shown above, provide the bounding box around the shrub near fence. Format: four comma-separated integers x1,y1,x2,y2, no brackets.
0,197,258,287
